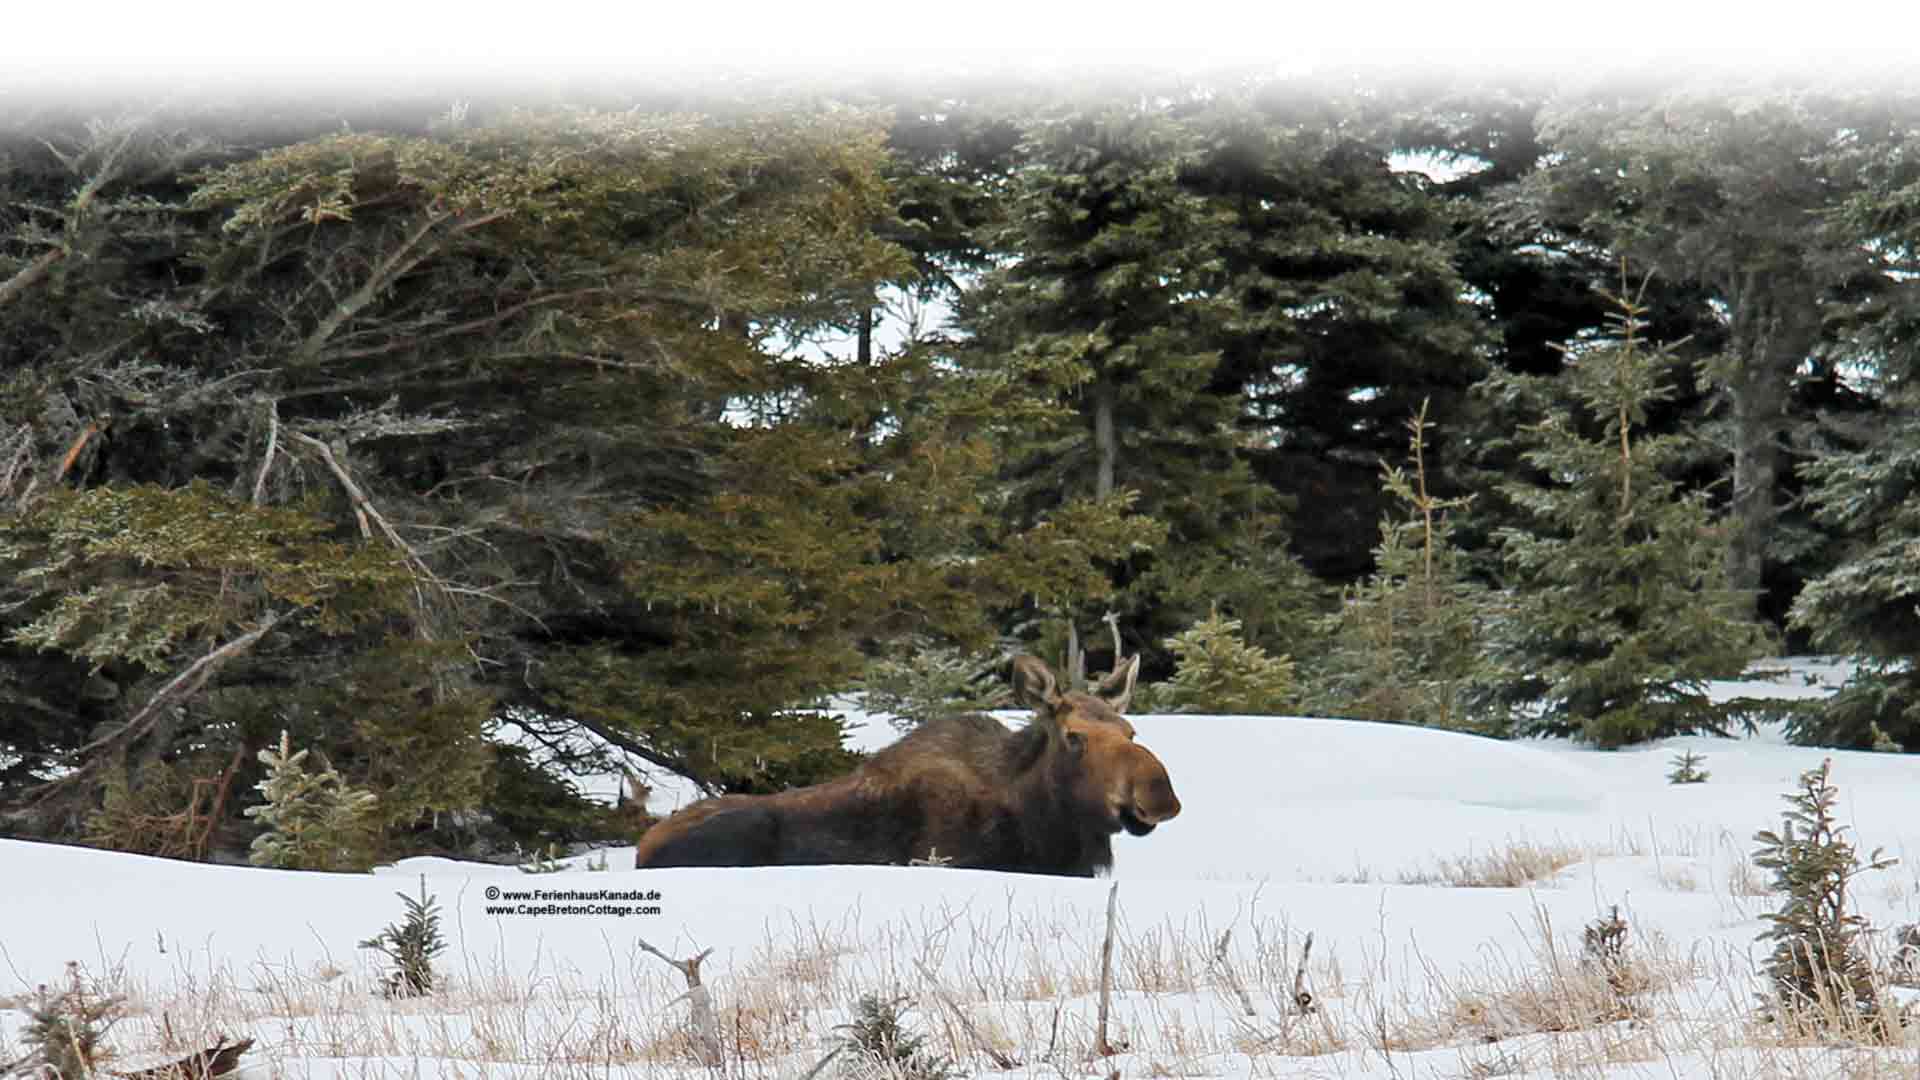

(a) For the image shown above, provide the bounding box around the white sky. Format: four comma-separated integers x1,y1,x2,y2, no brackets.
4,3,1916,92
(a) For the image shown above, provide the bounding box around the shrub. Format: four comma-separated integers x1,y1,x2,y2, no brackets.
859,639,1007,732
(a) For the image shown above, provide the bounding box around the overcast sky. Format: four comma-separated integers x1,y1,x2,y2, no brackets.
5,2,1916,94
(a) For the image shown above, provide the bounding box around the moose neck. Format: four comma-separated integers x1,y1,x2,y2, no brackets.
1001,736,1114,878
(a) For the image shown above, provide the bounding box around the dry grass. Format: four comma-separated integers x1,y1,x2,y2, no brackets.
1337,838,1596,888
11,877,1920,1080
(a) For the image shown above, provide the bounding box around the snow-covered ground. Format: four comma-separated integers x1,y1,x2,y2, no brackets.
6,658,1920,1079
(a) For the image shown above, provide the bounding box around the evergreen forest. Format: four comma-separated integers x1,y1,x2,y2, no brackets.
5,60,1920,867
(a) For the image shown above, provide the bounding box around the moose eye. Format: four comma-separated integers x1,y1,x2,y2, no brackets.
1064,731,1086,754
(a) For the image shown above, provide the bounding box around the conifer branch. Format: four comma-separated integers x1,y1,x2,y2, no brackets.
24,613,280,806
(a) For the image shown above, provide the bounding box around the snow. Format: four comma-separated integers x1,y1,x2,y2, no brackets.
6,657,1920,1079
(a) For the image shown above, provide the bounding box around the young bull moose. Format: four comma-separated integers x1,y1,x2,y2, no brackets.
632,654,1181,877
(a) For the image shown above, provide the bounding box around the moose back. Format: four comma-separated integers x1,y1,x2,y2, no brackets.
632,654,1181,877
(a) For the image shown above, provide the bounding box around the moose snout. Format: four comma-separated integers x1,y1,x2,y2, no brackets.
1135,774,1181,823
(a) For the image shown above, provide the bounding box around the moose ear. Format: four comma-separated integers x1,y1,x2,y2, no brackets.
1011,655,1062,710
1093,654,1140,714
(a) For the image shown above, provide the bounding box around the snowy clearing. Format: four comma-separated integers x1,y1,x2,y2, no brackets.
6,658,1920,1079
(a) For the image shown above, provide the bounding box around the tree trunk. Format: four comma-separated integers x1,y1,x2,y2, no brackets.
1093,378,1117,500
1724,290,1817,620
856,306,873,365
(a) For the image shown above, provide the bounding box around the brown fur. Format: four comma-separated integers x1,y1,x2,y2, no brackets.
632,655,1180,876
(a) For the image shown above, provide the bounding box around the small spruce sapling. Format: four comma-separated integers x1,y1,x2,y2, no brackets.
835,993,957,1080
359,875,447,998
244,730,378,871
17,963,124,1080
1483,263,1767,746
1149,609,1294,714
860,640,1008,732
1310,399,1492,730
1667,750,1710,785
1751,758,1897,1034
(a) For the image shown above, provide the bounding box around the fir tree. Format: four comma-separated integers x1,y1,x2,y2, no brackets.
1482,266,1767,746
1752,759,1897,1034
1500,80,1920,620
1148,610,1294,715
244,730,379,871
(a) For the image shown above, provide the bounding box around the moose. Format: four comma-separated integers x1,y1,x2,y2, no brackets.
632,653,1181,877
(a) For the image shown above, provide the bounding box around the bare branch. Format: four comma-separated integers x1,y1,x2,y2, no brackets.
52,420,103,485
291,208,508,366
252,401,279,506
635,941,722,1067
287,430,442,635
0,248,64,308
1095,882,1124,1056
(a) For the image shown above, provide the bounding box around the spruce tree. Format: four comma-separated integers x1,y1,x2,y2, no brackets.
1500,78,1920,620
1482,267,1766,746
1187,86,1493,586
956,99,1313,666
360,876,448,998
1787,123,1920,748
1308,401,1496,731
1148,610,1295,715
244,731,379,871
1789,391,1920,749
1752,759,1896,1033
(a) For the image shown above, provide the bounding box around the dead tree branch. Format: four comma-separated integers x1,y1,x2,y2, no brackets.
635,940,722,1067
291,208,508,366
1095,882,1124,1056
287,431,443,635
251,402,279,506
1209,928,1258,1018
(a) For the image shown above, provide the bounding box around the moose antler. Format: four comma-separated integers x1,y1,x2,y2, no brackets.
1066,621,1087,691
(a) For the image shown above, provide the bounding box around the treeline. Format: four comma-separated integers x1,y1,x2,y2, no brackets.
3,63,1919,865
